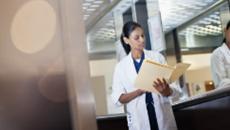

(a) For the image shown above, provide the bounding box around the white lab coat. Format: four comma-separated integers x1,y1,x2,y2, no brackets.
111,50,179,130
211,43,230,88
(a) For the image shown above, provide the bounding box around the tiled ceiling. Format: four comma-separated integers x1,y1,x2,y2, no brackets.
84,0,224,53
88,14,116,42
158,0,219,32
87,13,117,52
82,0,106,21
178,11,222,36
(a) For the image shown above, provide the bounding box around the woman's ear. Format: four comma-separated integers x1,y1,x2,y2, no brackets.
224,28,228,37
123,37,129,45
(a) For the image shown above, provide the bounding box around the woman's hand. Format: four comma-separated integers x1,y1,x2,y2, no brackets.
153,78,172,97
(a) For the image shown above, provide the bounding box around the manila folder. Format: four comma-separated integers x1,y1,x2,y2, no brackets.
134,59,190,93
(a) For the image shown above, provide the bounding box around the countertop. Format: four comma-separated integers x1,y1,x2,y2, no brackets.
97,86,230,119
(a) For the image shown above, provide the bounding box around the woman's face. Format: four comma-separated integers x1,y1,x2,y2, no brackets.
124,27,145,52
225,27,230,48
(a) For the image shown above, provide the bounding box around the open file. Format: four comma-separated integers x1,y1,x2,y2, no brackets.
134,59,190,93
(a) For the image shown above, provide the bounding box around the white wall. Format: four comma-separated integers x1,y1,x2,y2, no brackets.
89,59,124,115
182,53,213,95
90,76,107,115
182,53,212,82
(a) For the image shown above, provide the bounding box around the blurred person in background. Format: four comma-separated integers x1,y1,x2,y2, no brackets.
211,20,230,88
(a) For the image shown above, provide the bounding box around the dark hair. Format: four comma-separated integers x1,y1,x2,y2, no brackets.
223,20,230,43
120,21,142,54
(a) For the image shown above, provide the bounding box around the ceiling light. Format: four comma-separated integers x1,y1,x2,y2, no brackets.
209,14,220,19
93,0,104,4
82,2,91,6
82,6,87,10
90,4,100,8
86,8,96,11
85,0,94,2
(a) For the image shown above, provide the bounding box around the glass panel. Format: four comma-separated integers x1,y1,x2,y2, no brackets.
178,10,223,52
178,2,230,97
158,0,220,32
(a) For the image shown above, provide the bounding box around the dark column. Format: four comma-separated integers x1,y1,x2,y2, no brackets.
135,0,151,50
172,29,182,63
172,29,185,88
122,7,133,24
228,0,230,12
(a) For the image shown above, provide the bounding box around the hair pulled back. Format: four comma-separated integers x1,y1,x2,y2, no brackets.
120,21,142,54
223,20,230,43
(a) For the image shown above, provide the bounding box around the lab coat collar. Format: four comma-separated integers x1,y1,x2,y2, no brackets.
127,52,138,76
126,50,147,87
127,49,147,59
221,43,230,56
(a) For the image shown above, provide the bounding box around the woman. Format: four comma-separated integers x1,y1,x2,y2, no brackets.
211,20,230,88
111,21,180,130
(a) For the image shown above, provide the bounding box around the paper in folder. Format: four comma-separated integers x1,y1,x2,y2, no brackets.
134,59,190,93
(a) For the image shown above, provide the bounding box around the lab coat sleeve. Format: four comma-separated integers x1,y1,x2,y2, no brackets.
211,53,230,88
111,64,126,107
219,79,230,88
168,82,181,103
